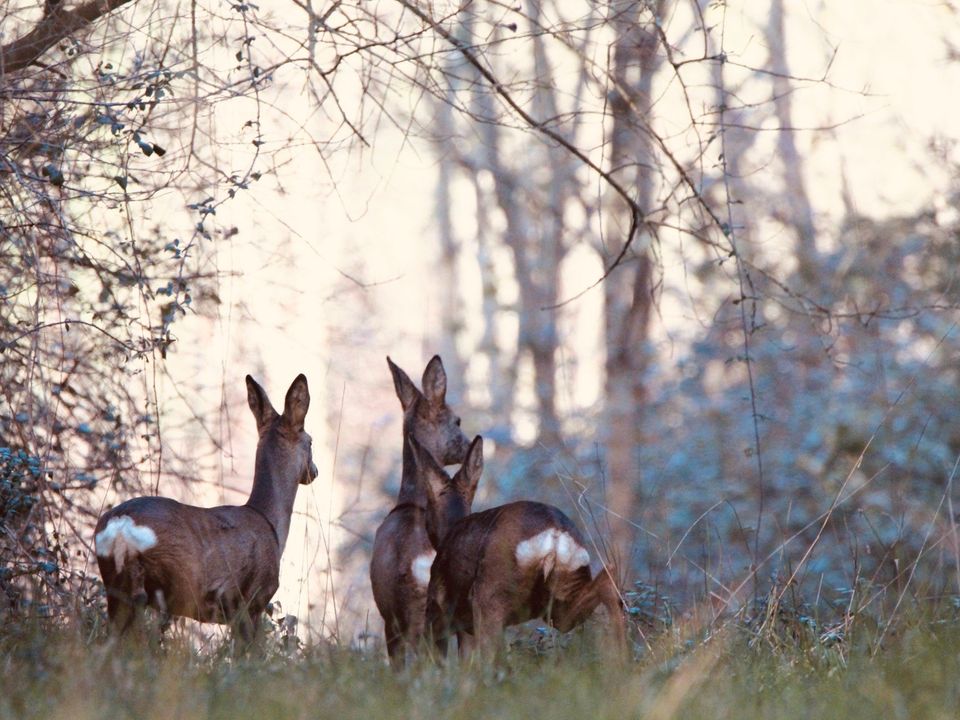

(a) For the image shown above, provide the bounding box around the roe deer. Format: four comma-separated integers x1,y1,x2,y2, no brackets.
94,374,318,644
409,435,626,660
369,355,470,667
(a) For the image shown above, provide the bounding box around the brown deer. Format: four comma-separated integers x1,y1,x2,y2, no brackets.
369,355,470,667
94,374,318,644
408,435,626,661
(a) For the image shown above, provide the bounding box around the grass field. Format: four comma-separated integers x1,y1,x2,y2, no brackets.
3,604,959,720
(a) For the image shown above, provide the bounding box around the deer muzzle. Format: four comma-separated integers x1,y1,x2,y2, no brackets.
301,460,319,485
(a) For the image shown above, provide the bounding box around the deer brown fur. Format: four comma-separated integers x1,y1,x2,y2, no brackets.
369,355,470,667
94,374,318,644
409,436,626,660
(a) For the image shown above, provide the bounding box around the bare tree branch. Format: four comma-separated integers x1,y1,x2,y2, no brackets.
395,0,645,284
0,0,134,75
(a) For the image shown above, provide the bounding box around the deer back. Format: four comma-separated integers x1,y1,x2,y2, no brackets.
96,497,282,622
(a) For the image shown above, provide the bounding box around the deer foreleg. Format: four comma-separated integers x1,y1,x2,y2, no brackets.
232,609,264,654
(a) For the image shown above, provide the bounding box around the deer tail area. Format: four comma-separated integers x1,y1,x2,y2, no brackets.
95,515,158,604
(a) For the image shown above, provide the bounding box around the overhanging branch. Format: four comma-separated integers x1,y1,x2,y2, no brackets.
0,0,134,76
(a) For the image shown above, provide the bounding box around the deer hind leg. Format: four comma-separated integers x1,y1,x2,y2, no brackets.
405,601,428,663
154,589,174,637
128,560,148,607
104,558,149,634
383,618,407,669
385,634,404,669
106,591,137,634
456,631,475,659
470,598,507,664
425,587,458,662
427,611,472,662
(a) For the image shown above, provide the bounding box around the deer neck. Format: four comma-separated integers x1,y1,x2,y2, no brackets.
397,433,426,506
245,433,300,551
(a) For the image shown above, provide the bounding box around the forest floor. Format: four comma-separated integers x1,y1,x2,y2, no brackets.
2,602,960,720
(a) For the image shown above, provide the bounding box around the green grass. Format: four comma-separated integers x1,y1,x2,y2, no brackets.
2,613,960,720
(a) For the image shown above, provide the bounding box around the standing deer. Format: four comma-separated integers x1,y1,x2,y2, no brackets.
408,435,626,661
370,355,470,667
94,374,318,644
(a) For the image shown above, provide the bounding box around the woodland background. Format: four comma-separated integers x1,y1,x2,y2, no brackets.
2,0,960,647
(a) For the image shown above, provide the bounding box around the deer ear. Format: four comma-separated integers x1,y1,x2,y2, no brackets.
407,434,448,506
246,375,279,431
421,355,447,405
387,357,420,412
282,374,310,431
459,435,483,505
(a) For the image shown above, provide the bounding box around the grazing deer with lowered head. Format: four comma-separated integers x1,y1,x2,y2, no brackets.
409,435,626,660
370,355,470,667
94,374,318,644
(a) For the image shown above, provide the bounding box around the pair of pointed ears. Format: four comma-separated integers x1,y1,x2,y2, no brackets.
246,374,310,432
387,355,447,411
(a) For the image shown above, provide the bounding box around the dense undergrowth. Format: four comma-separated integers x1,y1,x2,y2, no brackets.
3,602,960,720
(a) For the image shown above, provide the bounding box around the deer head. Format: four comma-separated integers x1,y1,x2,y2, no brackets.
408,434,483,550
387,355,469,466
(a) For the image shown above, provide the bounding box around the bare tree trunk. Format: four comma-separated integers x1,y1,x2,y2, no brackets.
488,154,563,451
466,5,566,454
465,19,526,447
434,83,467,405
426,12,521,440
601,1,663,557
522,0,568,451
768,0,818,284
603,253,653,553
768,0,823,416
473,168,517,445
517,256,562,451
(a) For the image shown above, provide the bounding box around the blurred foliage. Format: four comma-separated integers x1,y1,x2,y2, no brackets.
0,5,235,623
621,203,960,608
448,198,960,625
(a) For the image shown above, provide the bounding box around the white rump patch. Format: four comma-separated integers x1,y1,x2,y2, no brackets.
515,528,590,576
95,516,158,572
411,551,436,588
